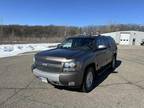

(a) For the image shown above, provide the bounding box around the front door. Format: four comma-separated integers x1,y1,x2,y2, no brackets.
95,37,107,69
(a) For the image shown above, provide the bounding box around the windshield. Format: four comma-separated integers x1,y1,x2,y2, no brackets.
59,38,95,50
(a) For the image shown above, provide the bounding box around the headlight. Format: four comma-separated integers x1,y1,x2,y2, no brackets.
64,61,76,68
63,60,80,72
33,56,35,63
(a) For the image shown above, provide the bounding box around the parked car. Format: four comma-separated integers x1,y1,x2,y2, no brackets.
32,35,117,92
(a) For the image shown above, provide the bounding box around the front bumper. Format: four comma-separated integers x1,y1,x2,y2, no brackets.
32,65,83,87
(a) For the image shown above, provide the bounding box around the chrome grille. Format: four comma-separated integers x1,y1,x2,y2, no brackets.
35,56,62,73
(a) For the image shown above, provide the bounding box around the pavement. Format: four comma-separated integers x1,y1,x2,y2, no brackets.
0,46,144,108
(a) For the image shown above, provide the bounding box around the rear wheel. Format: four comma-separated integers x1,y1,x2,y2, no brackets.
82,67,95,93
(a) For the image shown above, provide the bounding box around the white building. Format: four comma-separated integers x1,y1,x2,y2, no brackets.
102,31,144,45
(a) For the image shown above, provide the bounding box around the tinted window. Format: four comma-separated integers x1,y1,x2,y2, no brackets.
107,36,116,47
96,37,105,46
96,37,110,47
103,37,109,47
93,36,116,48
107,37,112,47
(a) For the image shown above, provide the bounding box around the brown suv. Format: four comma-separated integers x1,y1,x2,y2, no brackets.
32,35,117,92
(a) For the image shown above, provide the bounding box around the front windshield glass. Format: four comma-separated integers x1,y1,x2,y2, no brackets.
59,38,95,50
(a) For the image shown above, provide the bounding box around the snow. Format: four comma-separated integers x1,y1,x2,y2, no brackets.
0,43,59,58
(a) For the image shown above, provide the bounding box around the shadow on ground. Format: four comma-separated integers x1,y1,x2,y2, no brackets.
92,60,122,91
55,60,122,93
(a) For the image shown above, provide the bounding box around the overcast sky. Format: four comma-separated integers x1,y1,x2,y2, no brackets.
0,0,144,26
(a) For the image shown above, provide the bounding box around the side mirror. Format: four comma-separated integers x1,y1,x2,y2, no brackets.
97,45,107,49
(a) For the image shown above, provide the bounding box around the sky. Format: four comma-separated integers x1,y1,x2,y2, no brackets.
0,0,144,26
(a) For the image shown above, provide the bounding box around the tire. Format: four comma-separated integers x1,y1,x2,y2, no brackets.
111,55,116,69
82,67,95,93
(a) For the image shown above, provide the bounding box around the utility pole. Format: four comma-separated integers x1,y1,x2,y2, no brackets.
64,27,67,37
0,17,3,38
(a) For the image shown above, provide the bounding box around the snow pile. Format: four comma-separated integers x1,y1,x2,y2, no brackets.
0,43,59,58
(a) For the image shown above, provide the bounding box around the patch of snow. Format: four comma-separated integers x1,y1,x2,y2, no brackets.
0,43,60,58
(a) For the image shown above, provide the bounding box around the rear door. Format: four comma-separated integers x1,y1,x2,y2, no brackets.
103,37,113,64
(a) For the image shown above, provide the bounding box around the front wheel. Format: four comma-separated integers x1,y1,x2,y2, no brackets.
82,67,95,93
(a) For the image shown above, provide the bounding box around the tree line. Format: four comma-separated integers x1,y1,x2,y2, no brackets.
0,24,144,44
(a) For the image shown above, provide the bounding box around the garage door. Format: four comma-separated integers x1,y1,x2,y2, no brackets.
120,33,130,45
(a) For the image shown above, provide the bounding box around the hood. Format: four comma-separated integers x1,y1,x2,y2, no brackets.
36,48,88,59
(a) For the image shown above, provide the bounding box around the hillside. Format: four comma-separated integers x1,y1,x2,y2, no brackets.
0,24,144,44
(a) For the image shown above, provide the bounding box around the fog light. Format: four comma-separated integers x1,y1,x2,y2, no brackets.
68,82,75,86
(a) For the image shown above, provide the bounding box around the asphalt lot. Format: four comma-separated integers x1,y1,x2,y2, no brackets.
0,46,144,108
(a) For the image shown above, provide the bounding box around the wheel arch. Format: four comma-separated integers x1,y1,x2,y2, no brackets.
83,63,97,78
81,63,96,92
